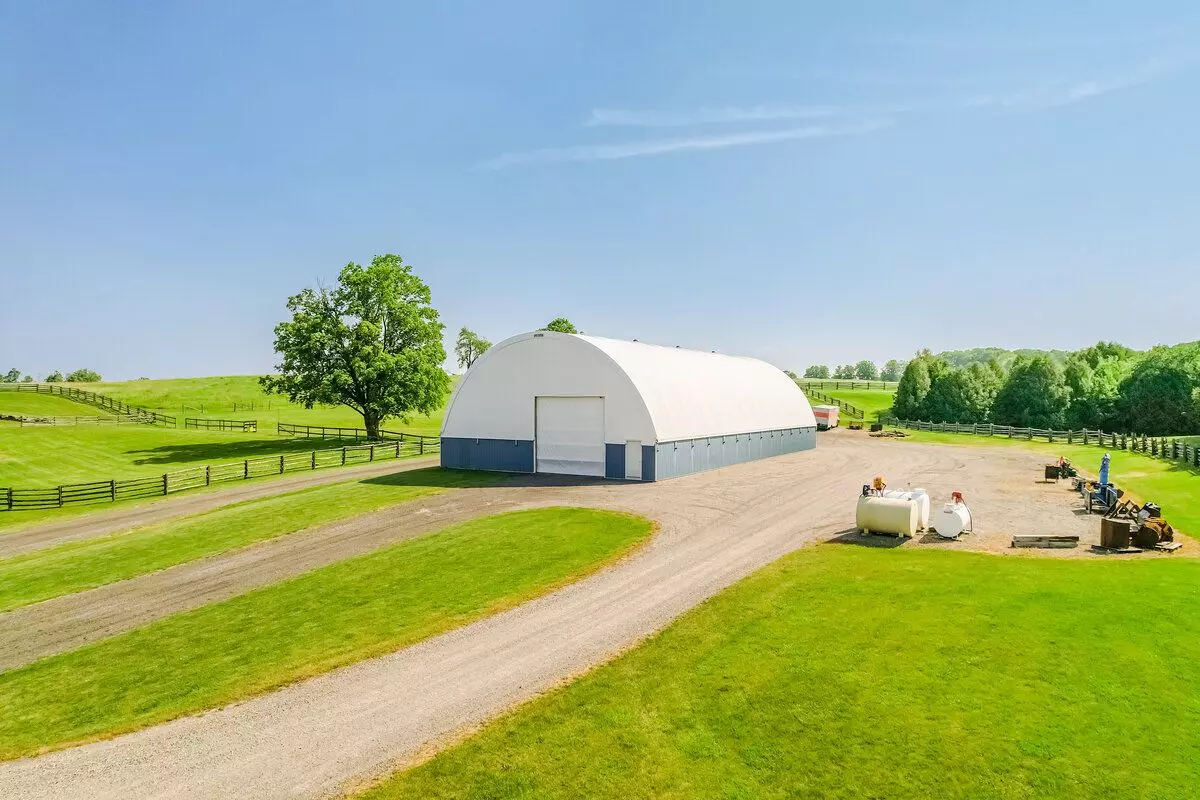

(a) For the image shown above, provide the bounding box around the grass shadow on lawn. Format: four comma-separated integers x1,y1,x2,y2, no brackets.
125,437,394,465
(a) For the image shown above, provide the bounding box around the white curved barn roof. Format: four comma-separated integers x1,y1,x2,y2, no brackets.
441,332,814,443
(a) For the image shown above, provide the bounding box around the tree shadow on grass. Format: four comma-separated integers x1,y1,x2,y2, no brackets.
824,527,908,549
125,438,390,465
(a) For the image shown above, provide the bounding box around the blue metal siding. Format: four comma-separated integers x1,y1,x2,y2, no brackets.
440,437,534,472
653,426,817,481
605,443,625,479
641,445,656,481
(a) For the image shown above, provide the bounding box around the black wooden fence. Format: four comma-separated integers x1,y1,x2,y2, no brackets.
0,383,175,426
795,380,898,391
802,389,865,419
5,414,153,427
277,422,439,447
1,438,441,511
888,418,1200,472
185,417,258,432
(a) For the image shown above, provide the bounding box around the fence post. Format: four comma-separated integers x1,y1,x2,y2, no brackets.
369,445,375,462
6,487,11,511
110,479,116,502
395,441,400,458
419,439,424,455
58,485,63,507
244,459,249,479
162,473,168,495
311,450,317,470
205,465,211,486
341,446,346,466
280,454,285,474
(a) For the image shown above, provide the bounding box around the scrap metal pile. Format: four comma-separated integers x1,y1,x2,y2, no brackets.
1051,453,1181,553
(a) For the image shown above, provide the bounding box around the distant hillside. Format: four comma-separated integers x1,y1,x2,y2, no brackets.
935,348,1070,370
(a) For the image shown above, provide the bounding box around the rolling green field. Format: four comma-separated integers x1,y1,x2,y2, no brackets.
364,545,1200,800
0,507,654,759
895,431,1200,537
0,376,451,502
0,468,494,611
87,375,447,434
0,392,105,418
0,424,359,487
803,387,896,423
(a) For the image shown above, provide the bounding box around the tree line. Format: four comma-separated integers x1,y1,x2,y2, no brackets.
802,360,906,381
894,341,1200,436
3,368,102,384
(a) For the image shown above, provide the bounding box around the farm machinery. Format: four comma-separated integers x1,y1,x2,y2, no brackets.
1065,453,1179,551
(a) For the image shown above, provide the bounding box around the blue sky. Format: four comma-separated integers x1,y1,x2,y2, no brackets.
2,1,1198,379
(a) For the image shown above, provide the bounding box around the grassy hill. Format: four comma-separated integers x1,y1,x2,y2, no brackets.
85,376,444,434
0,392,108,418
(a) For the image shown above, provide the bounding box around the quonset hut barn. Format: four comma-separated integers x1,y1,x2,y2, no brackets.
440,332,816,481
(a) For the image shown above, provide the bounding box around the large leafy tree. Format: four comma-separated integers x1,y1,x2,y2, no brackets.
803,365,830,379
880,359,906,382
543,317,577,333
262,254,450,440
855,360,879,380
893,351,949,419
455,327,492,370
45,370,63,382
832,364,856,379
1113,345,1200,435
2,368,19,383
65,368,101,382
991,356,1070,428
1064,342,1137,430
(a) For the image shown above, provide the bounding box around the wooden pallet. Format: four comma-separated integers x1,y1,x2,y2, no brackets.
1012,534,1080,549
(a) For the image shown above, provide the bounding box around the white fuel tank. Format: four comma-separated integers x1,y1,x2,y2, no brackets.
856,496,919,538
882,489,930,530
933,503,972,539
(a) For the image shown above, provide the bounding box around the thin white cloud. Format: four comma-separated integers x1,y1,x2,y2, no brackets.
482,120,891,170
963,58,1183,111
586,105,842,127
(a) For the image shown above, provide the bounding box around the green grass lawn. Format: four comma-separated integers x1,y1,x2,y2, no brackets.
0,507,653,760
364,546,1200,800
0,424,384,487
821,388,895,422
0,392,109,418
0,468,493,611
895,431,1200,537
82,375,448,434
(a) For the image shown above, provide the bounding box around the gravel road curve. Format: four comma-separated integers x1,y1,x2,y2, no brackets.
0,435,1155,799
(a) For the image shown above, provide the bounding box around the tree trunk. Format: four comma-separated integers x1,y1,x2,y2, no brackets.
363,409,381,441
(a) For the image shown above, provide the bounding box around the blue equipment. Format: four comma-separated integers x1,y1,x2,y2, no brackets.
1083,453,1118,513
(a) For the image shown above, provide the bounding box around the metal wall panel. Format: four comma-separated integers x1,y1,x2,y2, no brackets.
652,426,817,481
440,437,534,472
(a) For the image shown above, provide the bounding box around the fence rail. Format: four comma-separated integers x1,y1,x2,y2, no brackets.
802,389,864,419
888,418,1200,472
1,438,441,512
795,380,898,391
2,413,156,427
0,383,175,426
185,417,258,432
277,421,439,446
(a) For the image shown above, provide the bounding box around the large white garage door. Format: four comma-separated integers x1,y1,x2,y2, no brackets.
535,396,605,477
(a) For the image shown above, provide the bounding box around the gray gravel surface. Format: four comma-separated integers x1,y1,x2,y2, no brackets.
1,434,1174,799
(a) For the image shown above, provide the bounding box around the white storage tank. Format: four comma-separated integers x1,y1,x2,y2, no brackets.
856,495,918,537
883,489,930,530
933,502,972,539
